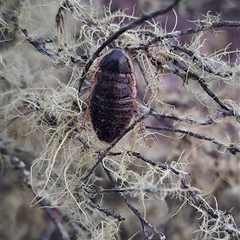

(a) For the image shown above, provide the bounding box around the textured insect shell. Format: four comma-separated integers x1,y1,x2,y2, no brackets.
89,47,137,143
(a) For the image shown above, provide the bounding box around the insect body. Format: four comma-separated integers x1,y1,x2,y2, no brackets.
89,47,137,143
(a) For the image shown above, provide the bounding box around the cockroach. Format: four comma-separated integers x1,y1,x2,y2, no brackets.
89,47,137,143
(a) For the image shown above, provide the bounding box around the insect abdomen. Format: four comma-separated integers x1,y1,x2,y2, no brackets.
89,48,137,143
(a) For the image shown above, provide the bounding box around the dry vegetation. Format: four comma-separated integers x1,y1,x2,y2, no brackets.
0,0,240,239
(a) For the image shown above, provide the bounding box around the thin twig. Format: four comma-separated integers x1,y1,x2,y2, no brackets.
168,44,231,79
2,12,86,64
85,187,136,194
76,135,91,149
172,59,233,113
21,29,58,62
85,187,163,194
145,125,240,155
86,198,125,221
36,197,71,240
149,109,233,126
138,20,240,49
3,12,58,61
164,21,240,38
128,151,186,173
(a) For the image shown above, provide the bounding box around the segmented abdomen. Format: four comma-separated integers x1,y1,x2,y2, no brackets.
90,70,136,143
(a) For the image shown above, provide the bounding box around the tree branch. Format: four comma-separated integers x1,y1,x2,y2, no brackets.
149,109,233,126
145,125,240,155
103,165,166,240
128,151,240,239
137,20,240,49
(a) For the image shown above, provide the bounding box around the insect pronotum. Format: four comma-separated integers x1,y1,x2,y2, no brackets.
89,47,137,143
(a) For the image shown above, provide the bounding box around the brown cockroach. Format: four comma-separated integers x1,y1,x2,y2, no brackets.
89,47,137,143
